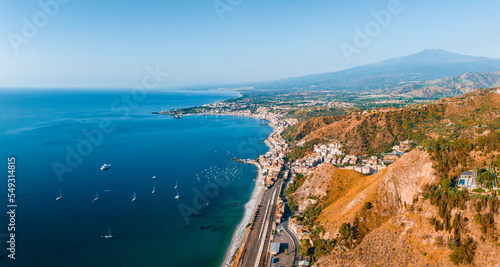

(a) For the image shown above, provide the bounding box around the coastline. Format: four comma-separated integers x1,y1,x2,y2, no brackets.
220,119,277,267
154,107,283,267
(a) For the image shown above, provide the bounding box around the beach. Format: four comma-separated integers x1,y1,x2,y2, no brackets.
220,159,266,267
220,120,279,266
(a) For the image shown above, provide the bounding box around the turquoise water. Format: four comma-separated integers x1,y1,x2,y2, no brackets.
0,89,272,266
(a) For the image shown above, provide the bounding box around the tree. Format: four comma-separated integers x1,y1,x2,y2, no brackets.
441,179,452,190
299,239,312,257
449,237,476,265
339,223,354,247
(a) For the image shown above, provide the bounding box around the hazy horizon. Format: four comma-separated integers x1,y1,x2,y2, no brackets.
2,0,500,89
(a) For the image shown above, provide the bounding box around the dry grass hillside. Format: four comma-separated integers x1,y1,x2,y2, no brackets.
304,149,500,266
293,164,365,213
316,149,437,239
315,198,500,267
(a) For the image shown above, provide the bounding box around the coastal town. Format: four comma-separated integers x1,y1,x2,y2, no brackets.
154,95,500,267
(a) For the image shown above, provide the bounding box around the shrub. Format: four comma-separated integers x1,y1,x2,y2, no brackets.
449,237,476,265
472,188,485,193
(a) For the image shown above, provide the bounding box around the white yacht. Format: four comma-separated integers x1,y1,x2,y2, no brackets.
132,192,136,202
93,192,99,203
152,185,156,194
175,189,180,199
56,190,62,201
100,164,111,171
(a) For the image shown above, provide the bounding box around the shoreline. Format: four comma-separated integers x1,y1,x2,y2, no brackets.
154,109,281,267
220,120,276,267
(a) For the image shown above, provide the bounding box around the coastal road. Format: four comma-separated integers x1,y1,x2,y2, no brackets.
237,179,282,267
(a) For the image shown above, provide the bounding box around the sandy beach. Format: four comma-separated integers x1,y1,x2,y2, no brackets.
220,160,266,267
220,123,277,266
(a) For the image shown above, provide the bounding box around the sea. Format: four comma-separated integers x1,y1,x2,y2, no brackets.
0,89,272,267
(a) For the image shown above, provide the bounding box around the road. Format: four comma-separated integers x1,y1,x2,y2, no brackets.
237,179,282,267
283,219,300,267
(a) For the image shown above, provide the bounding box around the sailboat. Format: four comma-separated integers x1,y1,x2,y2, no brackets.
152,172,156,179
132,192,136,202
175,181,178,189
152,185,156,194
103,228,113,239
175,189,180,199
92,192,99,203
56,190,63,201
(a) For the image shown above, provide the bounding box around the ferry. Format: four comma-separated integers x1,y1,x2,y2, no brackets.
100,164,111,171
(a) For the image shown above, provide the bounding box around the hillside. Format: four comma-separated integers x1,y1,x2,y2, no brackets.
316,149,436,239
292,150,500,267
284,88,500,266
393,72,500,98
316,198,500,267
246,49,500,93
284,88,500,157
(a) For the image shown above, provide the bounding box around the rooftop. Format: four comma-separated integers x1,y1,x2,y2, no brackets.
270,242,280,253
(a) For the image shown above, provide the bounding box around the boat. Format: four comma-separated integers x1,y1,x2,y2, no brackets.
103,228,113,239
132,192,136,202
152,185,156,194
175,189,180,199
56,190,63,201
100,164,111,171
92,192,99,203
152,172,156,179
174,181,177,189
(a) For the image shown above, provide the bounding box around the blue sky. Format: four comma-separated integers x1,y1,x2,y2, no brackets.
1,0,500,88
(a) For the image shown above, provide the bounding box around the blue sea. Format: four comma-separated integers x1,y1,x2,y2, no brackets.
0,89,272,267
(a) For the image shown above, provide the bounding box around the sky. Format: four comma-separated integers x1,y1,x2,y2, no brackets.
1,0,500,89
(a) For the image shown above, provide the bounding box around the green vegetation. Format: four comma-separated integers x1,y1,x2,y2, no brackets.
427,132,500,180
363,202,373,210
287,138,327,162
285,173,307,213
299,239,312,257
441,179,452,190
425,184,500,263
339,223,355,248
448,236,476,265
472,188,485,194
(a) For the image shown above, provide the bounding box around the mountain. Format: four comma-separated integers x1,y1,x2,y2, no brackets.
284,87,500,163
252,49,500,93
284,89,500,266
393,71,500,98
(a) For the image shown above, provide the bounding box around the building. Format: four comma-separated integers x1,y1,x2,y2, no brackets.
270,243,280,255
298,260,310,266
457,170,477,189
